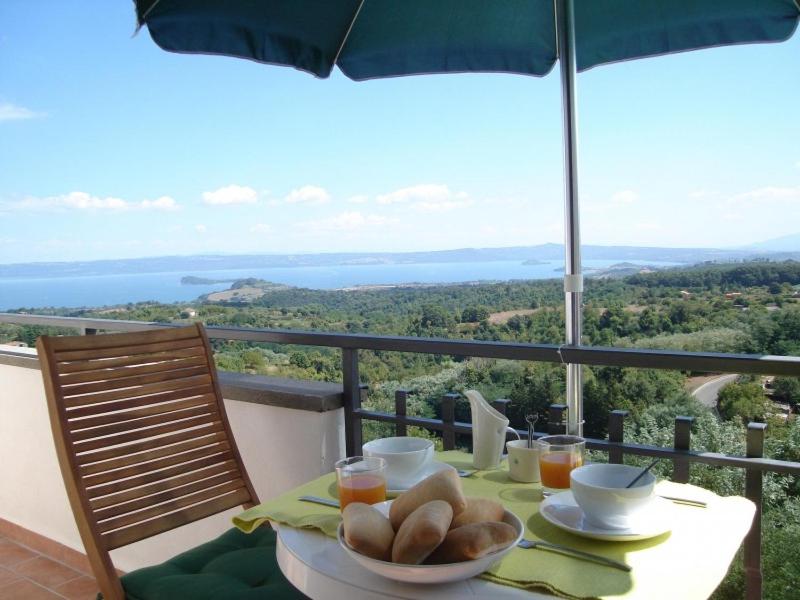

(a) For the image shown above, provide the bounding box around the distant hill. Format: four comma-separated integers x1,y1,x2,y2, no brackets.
745,232,800,253
0,243,796,279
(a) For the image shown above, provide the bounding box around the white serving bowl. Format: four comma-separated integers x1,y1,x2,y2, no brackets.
362,437,434,487
337,500,524,584
570,463,656,530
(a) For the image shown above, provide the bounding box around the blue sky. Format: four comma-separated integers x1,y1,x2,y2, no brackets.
1,2,799,264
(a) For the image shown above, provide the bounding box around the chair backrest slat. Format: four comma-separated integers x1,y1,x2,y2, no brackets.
54,336,204,361
71,394,216,430
79,432,229,476
59,355,208,385
71,402,217,441
96,478,247,535
67,385,215,418
37,324,259,600
58,346,207,373
90,459,239,510
102,489,252,551
85,451,236,502
63,374,213,408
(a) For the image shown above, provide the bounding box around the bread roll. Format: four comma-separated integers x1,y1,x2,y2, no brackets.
342,502,395,561
391,500,453,564
450,497,505,529
389,468,466,530
426,521,517,564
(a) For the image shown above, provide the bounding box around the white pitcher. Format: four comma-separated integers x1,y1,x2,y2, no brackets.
465,390,520,470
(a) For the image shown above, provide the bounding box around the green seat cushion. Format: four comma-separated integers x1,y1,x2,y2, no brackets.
121,526,306,600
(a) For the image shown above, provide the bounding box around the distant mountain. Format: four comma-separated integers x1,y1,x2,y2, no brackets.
0,244,795,279
745,232,800,253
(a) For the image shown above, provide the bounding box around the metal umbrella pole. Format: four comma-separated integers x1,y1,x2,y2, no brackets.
555,0,583,436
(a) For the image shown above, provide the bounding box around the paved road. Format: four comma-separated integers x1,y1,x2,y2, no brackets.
692,374,738,408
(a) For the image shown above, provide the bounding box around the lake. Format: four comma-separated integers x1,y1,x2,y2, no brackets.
0,259,678,310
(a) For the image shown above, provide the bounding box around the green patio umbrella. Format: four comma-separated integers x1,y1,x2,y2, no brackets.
133,0,800,436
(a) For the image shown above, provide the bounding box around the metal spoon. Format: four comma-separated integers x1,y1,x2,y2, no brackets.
525,413,538,448
626,458,660,488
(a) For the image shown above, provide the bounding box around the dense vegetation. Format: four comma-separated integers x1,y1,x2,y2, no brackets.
2,259,799,598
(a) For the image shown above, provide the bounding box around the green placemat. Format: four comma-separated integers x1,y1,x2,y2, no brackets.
234,451,755,599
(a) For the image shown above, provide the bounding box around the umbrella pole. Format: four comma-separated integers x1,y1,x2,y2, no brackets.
556,0,583,436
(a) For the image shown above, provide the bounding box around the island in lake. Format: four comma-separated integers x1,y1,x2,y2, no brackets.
181,275,237,285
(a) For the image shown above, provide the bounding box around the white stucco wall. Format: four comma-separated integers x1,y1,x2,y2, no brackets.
0,347,344,572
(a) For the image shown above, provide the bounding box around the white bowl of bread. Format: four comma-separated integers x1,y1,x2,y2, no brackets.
337,469,523,584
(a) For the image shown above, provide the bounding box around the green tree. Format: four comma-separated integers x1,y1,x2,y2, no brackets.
242,349,265,371
717,382,770,424
507,363,565,430
289,351,311,369
461,305,490,323
771,377,800,408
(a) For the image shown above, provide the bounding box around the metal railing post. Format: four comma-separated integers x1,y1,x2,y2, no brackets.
548,404,568,435
441,393,458,450
342,348,362,456
744,422,767,600
79,327,98,336
608,410,629,464
395,389,409,437
673,416,694,483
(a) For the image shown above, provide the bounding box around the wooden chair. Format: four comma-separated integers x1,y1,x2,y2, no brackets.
37,324,303,599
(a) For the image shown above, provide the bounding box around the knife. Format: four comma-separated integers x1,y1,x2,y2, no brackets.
298,495,341,508
517,539,632,572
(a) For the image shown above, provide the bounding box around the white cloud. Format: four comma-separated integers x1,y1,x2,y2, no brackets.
376,184,466,205
632,221,661,231
722,212,743,221
301,211,393,232
729,186,800,204
195,224,207,234
414,199,471,213
2,191,179,212
140,196,179,210
202,184,258,205
0,102,45,122
284,185,330,205
688,190,719,200
250,223,272,234
795,161,800,169
611,190,639,205
347,194,369,204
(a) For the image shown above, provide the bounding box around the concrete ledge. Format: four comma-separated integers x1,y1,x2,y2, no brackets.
219,371,343,412
0,347,343,412
0,346,39,369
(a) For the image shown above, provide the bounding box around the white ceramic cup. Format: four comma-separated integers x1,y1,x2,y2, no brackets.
362,437,434,485
570,463,657,530
506,439,542,483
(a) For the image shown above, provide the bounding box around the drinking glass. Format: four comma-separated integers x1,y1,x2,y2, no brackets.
538,435,585,496
335,456,387,511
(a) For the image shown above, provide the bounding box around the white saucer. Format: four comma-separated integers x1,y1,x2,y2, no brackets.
387,461,455,494
539,491,673,542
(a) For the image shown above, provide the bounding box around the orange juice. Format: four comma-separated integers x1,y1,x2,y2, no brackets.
338,474,386,510
539,452,583,489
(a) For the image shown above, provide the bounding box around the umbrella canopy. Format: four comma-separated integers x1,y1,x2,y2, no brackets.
133,0,799,435
135,0,799,80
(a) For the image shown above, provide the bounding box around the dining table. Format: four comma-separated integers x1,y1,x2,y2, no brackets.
234,451,756,600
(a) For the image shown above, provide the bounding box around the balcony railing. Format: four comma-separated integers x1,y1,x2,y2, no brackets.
2,312,800,599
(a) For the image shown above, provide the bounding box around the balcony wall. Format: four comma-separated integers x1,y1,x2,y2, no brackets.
0,345,345,573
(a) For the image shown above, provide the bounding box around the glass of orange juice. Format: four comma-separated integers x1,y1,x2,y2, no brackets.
335,456,387,511
538,435,585,496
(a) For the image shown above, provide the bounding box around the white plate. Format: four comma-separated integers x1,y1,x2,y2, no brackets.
539,491,673,542
337,500,524,584
387,460,455,494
